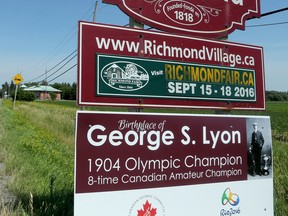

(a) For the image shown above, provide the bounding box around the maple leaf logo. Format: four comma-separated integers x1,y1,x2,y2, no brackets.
137,200,157,216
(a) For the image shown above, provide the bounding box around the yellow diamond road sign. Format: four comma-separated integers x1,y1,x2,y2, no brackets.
13,73,24,84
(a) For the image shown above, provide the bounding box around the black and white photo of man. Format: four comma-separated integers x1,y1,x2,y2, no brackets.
246,117,273,179
250,122,265,176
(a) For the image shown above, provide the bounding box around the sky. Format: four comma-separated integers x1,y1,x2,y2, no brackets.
0,0,288,91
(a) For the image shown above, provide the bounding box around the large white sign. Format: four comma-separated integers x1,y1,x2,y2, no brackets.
74,111,273,215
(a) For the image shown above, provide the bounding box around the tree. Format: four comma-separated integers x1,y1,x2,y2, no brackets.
25,82,39,87
9,81,15,94
266,91,288,101
40,80,48,86
1,82,9,97
51,82,76,100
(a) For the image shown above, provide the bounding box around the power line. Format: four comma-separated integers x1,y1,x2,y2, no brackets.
45,53,77,80
246,7,288,27
27,2,96,77
27,71,47,83
260,7,288,18
248,7,288,21
247,21,288,28
25,2,105,84
46,49,77,73
27,49,77,83
47,63,77,83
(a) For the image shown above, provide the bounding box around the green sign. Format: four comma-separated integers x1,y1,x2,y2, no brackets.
97,54,256,102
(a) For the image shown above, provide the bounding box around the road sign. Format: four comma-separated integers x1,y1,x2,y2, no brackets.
78,22,265,110
12,73,24,85
103,0,261,38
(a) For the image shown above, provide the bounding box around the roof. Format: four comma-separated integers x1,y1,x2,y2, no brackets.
23,85,62,92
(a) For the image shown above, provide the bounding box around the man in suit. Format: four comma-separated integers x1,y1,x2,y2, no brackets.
251,122,265,176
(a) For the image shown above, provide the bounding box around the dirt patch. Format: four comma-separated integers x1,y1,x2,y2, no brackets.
0,163,15,207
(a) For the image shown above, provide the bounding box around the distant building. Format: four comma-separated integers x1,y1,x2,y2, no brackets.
23,85,62,100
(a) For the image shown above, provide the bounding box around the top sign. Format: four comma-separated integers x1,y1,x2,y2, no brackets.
103,0,260,38
12,73,24,85
78,22,265,110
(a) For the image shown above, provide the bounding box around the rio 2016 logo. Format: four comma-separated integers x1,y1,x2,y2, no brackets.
101,61,149,92
222,187,240,206
220,188,241,216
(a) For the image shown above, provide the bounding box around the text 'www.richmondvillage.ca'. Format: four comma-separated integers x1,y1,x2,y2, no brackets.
95,37,256,68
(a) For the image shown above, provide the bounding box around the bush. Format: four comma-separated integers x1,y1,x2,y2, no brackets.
50,92,57,101
266,91,288,101
11,89,35,101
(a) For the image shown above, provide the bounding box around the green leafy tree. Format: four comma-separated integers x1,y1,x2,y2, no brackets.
51,82,76,100
9,81,15,94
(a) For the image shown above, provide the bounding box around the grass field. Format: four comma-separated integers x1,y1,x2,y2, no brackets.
0,99,288,215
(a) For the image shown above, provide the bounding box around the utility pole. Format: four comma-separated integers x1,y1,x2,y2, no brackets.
93,1,98,22
45,69,47,99
129,17,144,29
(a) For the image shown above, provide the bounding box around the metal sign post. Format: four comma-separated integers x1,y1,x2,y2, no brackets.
128,17,144,112
13,84,18,109
12,73,24,109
